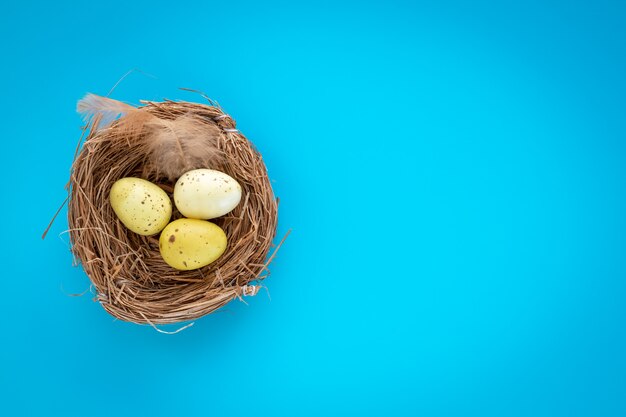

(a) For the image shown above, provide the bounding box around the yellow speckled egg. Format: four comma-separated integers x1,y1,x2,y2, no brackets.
174,169,242,219
159,218,227,270
109,177,172,236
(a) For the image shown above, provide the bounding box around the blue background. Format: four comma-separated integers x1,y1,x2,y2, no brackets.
1,0,625,416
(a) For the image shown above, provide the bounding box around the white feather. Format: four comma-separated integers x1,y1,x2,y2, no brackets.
77,93,136,128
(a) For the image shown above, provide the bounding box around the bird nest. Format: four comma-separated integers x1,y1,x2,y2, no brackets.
60,94,283,327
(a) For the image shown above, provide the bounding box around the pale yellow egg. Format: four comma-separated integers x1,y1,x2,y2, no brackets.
109,177,172,236
159,218,227,270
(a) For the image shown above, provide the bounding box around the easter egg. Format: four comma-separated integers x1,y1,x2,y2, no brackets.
159,218,227,270
109,177,172,236
173,169,242,219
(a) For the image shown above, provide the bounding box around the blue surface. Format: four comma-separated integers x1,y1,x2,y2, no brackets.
1,1,625,416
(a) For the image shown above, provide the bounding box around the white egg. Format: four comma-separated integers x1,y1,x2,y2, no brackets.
173,169,242,219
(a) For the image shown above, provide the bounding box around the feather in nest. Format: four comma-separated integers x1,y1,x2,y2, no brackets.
77,93,155,139
77,93,136,128
77,94,224,181
145,114,225,181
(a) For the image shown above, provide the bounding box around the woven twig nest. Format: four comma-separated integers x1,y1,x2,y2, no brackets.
66,95,280,325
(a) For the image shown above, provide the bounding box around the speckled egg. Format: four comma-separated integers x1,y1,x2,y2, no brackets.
159,218,227,270
173,169,242,219
109,177,172,236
